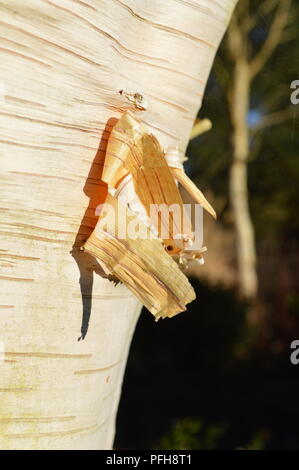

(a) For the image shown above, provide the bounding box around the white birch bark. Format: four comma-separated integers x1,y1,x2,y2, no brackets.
0,0,238,450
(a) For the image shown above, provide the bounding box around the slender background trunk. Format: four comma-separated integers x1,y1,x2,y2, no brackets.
229,58,257,298
0,0,238,449
225,0,292,300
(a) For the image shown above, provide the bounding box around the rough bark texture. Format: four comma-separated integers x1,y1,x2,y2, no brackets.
0,0,238,450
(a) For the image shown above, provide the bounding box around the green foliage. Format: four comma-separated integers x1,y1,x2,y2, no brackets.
157,418,226,450
157,417,266,450
243,431,267,451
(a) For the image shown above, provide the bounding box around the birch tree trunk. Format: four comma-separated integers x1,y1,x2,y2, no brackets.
229,58,257,298
226,0,291,299
0,0,238,450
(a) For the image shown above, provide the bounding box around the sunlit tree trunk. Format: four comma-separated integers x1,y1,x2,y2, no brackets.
229,58,257,298
0,0,238,449
226,0,292,299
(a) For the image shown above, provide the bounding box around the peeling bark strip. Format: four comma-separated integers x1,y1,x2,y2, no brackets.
103,111,215,240
102,111,195,253
83,111,217,318
0,0,238,450
84,193,196,319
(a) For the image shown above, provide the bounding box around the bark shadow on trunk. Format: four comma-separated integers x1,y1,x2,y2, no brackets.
71,118,118,340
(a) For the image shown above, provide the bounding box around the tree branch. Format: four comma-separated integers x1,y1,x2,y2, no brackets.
190,119,212,140
249,0,291,79
256,0,280,17
251,107,293,134
227,13,245,61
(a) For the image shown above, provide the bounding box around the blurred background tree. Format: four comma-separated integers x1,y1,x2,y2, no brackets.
190,0,297,300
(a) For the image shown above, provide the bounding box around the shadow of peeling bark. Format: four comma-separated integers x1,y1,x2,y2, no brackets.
71,117,117,340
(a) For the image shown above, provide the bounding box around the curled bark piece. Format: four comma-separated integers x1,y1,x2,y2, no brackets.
103,111,194,253
171,167,217,220
83,194,196,319
164,146,216,220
